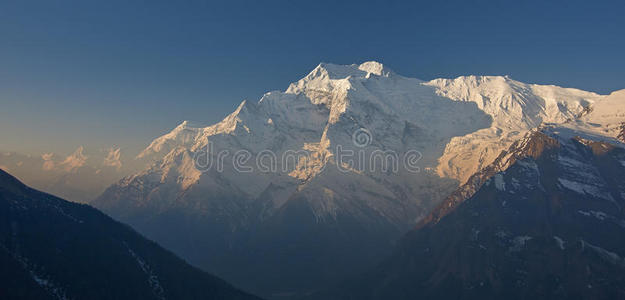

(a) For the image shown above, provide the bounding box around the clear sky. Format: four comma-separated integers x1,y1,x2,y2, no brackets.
1,0,624,156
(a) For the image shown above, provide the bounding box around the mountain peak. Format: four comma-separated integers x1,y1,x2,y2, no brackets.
307,61,393,81
357,61,392,76
59,146,88,172
176,120,190,128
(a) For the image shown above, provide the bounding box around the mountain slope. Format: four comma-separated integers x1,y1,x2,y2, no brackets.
322,125,625,299
0,168,261,300
93,62,606,297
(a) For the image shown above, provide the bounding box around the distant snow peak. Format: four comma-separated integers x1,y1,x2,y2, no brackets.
41,153,56,171
103,147,122,170
38,146,90,173
59,146,88,172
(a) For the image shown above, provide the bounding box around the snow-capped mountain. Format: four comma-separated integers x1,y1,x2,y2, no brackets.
563,89,625,143
425,76,602,182
0,146,131,203
93,61,613,297
418,89,625,230
321,118,625,300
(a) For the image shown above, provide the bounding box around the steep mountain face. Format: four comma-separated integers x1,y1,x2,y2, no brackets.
93,62,604,297
322,123,625,299
0,168,261,300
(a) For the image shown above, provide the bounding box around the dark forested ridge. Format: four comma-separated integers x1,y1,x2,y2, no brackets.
0,168,261,300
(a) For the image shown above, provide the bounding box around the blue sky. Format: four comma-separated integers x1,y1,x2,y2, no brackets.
1,0,624,155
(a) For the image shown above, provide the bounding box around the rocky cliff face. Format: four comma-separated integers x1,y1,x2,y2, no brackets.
417,130,561,229
321,123,625,299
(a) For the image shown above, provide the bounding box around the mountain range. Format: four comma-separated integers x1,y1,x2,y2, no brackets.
91,62,622,298
2,61,624,299
322,118,625,299
0,146,131,203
